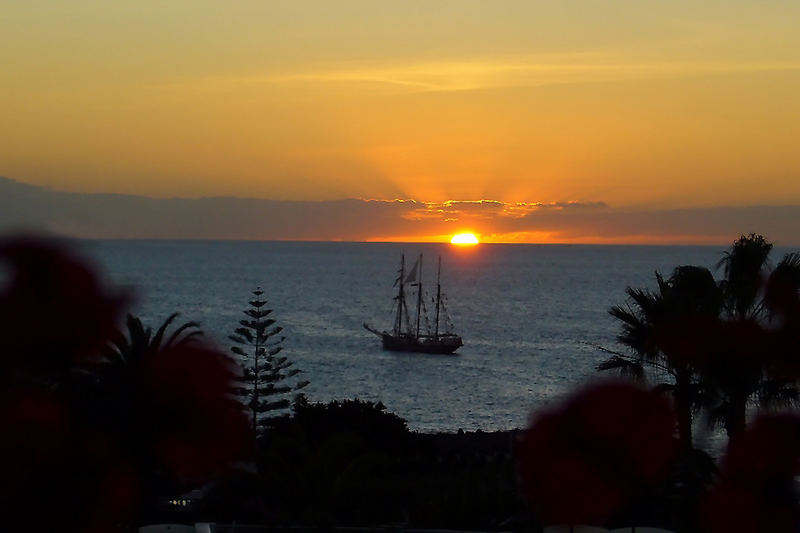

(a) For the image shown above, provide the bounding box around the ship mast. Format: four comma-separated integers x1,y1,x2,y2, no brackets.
394,254,405,336
434,256,441,340
415,253,423,338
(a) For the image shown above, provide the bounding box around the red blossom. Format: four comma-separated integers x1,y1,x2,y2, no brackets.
0,388,71,488
136,343,252,483
0,236,252,530
703,414,800,533
516,381,677,526
84,462,142,533
0,237,127,378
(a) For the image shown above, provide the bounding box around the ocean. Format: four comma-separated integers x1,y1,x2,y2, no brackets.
78,240,757,433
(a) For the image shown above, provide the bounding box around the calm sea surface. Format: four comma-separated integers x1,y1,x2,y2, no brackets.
77,241,767,433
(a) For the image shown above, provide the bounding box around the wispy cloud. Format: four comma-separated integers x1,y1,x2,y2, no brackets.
260,57,800,93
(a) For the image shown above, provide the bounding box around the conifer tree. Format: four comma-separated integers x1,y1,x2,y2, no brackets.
230,287,308,434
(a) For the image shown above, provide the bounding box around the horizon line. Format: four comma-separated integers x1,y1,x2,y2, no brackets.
41,235,785,248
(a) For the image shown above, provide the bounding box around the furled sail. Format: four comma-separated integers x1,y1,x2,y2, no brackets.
404,258,419,284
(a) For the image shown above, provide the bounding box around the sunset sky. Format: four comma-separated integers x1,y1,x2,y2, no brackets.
2,1,800,243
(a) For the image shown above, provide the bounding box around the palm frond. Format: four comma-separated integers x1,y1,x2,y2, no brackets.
757,379,800,409
597,355,645,381
150,312,180,352
172,329,203,347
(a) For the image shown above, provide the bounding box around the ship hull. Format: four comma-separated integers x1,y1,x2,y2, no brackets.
381,333,463,354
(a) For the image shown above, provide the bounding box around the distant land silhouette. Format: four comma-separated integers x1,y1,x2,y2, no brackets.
1,176,799,243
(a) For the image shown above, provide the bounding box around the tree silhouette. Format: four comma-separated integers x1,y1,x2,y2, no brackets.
600,265,720,450
602,234,800,444
102,313,248,524
717,233,773,321
703,234,800,440
230,287,308,436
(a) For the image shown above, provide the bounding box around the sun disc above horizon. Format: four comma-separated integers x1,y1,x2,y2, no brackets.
451,233,479,245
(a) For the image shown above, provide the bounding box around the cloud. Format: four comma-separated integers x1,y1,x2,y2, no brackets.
1,177,798,245
474,205,800,245
260,57,800,93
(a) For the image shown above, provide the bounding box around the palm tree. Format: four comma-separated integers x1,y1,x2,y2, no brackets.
703,235,800,441
99,313,205,435
716,233,773,321
99,313,219,523
600,265,721,450
604,235,800,444
107,312,203,367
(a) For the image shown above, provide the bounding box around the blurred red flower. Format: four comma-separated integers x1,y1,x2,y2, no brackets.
0,237,127,379
516,381,677,526
0,237,252,531
135,342,252,483
703,414,800,533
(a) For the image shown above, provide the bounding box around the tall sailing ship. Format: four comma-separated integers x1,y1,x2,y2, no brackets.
364,254,463,354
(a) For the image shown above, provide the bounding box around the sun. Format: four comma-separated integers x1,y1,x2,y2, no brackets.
450,233,479,245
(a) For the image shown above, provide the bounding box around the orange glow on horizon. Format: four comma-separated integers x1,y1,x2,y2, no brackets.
364,230,734,245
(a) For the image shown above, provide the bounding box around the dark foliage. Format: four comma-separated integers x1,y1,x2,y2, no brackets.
601,234,800,446
600,265,721,449
704,235,800,441
593,233,800,531
199,398,525,530
282,397,409,450
101,313,252,524
717,233,773,321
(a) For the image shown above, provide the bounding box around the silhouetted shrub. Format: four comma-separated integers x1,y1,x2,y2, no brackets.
286,397,409,450
238,398,522,529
